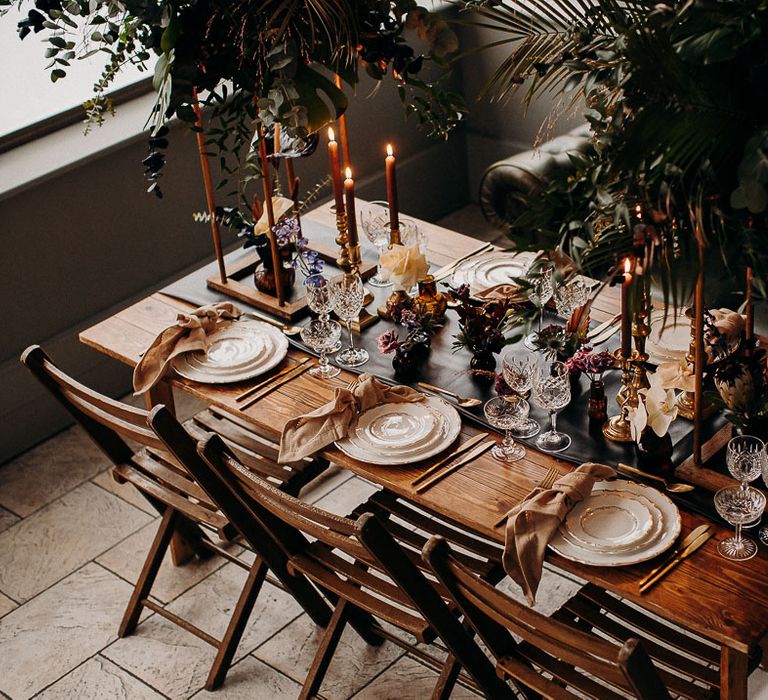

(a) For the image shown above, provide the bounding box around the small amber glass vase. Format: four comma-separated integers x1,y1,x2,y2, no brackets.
415,275,447,322
588,378,608,435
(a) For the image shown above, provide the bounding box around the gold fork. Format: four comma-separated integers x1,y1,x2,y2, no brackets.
494,465,560,528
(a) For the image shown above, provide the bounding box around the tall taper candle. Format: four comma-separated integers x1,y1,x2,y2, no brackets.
621,257,632,358
334,75,351,166
344,167,359,249
327,128,345,214
385,144,400,241
746,266,754,341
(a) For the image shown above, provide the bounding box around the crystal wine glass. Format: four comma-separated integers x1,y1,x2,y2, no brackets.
359,201,392,287
305,273,341,352
500,348,540,438
300,319,342,379
554,277,589,320
484,396,528,462
329,272,369,368
523,266,554,349
531,359,572,453
399,218,426,255
714,486,766,561
727,435,765,493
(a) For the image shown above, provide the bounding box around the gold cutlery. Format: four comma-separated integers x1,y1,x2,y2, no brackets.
415,439,495,494
235,358,312,402
637,523,711,588
411,433,488,487
639,526,713,593
618,463,695,493
239,362,312,409
586,313,622,340
243,310,303,336
590,322,622,346
431,243,493,282
494,465,560,528
416,382,483,408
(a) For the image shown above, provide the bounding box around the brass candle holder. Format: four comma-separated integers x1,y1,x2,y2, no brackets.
334,209,352,274
631,279,651,393
676,306,716,421
602,349,639,443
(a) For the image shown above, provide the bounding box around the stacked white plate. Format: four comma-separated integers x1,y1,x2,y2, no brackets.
171,320,288,384
451,251,536,295
335,396,461,466
549,480,681,566
645,310,690,365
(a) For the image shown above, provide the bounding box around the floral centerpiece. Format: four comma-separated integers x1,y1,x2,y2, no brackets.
379,244,430,292
377,306,440,380
566,347,615,432
712,341,768,438
629,371,679,471
449,284,515,374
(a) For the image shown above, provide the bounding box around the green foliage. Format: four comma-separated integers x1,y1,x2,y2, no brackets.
462,0,768,305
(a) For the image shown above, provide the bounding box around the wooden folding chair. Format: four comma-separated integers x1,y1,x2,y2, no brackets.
21,345,332,690
423,535,759,700
195,432,516,699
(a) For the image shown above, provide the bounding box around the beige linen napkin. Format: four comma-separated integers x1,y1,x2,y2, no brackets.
133,302,242,394
503,462,616,605
278,373,424,463
475,283,526,303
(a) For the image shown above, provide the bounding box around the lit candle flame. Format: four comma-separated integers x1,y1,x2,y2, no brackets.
386,144,394,157
624,257,632,274
635,204,642,220
328,127,335,142
345,167,352,180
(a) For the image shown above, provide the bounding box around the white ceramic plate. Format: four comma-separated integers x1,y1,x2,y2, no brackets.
564,492,653,551
336,396,461,466
646,310,690,365
172,320,288,384
355,402,438,450
549,480,681,566
451,251,535,295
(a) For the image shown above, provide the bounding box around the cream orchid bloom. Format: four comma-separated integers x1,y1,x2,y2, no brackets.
629,371,679,441
379,244,429,291
253,196,294,235
656,357,695,392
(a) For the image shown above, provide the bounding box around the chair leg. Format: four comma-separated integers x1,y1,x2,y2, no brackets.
205,557,269,690
119,506,177,637
432,652,462,700
299,599,350,700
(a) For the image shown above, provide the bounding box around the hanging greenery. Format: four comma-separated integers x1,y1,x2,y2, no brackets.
2,0,463,198
462,0,768,306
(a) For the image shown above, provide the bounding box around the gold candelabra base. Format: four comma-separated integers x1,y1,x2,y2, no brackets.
602,349,638,443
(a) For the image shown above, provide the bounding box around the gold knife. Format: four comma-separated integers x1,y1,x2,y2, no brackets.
236,358,312,402
638,523,712,587
239,362,312,409
639,528,713,593
586,312,622,339
412,433,488,486
432,243,493,282
415,440,495,494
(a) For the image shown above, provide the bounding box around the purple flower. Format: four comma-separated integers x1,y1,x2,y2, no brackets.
400,309,420,329
495,373,514,397
377,330,401,354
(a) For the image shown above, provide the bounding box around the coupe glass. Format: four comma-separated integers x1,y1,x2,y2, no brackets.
714,486,766,561
500,349,540,438
359,201,392,287
305,274,341,352
727,436,765,492
531,359,572,453
523,266,554,349
554,278,589,320
484,396,528,462
300,320,342,379
329,272,369,368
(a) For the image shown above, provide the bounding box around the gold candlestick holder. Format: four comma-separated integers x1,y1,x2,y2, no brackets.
335,210,352,273
677,306,716,421
631,280,651,393
602,349,639,443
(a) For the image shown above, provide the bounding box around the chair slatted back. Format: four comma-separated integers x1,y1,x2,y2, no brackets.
423,536,673,700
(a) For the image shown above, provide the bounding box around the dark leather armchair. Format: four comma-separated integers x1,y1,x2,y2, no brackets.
479,124,591,236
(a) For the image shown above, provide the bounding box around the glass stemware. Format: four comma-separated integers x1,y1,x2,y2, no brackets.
305,274,341,352
726,435,765,492
714,486,766,561
484,396,528,462
523,266,554,349
359,201,392,287
500,349,540,438
300,320,342,379
531,359,572,453
329,272,369,368
554,278,589,320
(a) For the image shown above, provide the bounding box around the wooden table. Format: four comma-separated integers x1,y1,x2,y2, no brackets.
80,202,767,699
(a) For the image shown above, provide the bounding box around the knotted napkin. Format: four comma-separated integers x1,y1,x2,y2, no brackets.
278,373,424,463
503,462,616,605
475,283,526,303
133,302,242,394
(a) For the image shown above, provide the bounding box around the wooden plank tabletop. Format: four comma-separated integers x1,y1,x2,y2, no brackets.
79,203,768,683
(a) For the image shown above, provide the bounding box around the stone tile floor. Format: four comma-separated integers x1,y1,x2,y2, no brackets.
1,206,767,698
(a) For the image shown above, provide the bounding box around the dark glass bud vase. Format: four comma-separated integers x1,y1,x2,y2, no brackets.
588,378,608,435
470,352,496,375
635,426,674,474
392,333,431,381
253,235,295,298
